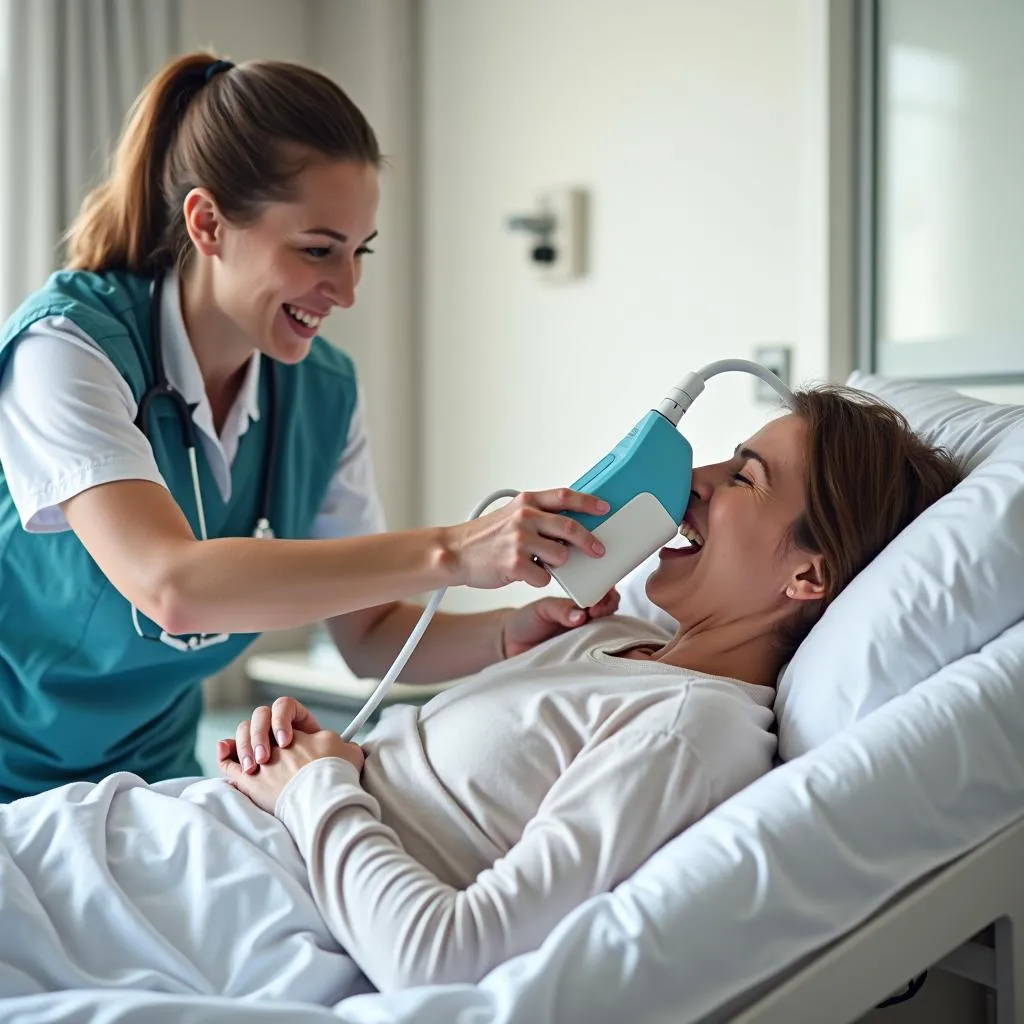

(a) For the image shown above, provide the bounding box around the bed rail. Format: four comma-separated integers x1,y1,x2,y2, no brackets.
721,816,1024,1024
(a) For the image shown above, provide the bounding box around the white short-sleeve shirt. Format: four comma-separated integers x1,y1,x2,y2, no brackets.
0,272,386,539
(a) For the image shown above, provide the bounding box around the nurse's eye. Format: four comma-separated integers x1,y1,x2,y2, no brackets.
355,245,375,258
303,247,333,259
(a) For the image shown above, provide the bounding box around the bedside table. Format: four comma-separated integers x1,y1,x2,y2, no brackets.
244,649,455,712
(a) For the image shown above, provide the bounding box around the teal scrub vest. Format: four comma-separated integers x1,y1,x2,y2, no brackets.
0,269,358,802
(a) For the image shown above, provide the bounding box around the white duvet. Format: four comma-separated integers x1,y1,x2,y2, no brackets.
0,773,373,1008
2,619,1023,1024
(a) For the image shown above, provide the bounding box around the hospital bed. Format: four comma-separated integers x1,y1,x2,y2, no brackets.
729,817,1024,1023
3,371,1023,1024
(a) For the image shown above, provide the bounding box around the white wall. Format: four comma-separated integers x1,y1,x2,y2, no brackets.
419,0,834,611
180,0,312,63
307,0,419,532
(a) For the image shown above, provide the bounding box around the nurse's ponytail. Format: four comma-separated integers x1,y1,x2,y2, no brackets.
65,51,380,274
65,53,215,273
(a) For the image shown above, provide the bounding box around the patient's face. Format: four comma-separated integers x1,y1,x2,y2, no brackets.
646,413,814,628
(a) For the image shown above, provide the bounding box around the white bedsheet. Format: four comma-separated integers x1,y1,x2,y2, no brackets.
3,620,1023,1024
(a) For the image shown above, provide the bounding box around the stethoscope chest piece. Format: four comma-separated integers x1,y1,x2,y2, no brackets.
253,517,275,540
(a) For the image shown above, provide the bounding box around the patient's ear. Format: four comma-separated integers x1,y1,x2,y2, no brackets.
784,555,825,602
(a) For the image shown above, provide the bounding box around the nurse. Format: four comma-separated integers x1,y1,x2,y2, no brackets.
0,52,615,802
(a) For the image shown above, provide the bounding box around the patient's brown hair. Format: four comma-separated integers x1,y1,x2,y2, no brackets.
776,384,962,662
65,52,381,273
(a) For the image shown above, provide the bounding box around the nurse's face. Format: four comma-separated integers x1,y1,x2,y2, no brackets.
208,158,380,364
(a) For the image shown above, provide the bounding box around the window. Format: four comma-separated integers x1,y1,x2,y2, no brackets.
858,0,1024,384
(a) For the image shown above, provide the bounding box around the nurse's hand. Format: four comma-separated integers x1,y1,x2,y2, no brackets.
225,696,322,773
500,589,620,659
447,489,609,589
219,730,364,815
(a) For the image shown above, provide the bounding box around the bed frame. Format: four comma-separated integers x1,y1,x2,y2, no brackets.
718,816,1024,1024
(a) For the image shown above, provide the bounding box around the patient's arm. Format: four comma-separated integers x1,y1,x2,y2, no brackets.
326,590,621,684
273,721,712,993
325,601,509,683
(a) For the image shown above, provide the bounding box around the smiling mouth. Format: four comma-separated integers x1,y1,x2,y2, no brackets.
659,518,704,560
283,303,325,330
679,521,704,549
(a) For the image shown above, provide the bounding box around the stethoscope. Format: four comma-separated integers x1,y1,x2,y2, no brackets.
130,270,279,652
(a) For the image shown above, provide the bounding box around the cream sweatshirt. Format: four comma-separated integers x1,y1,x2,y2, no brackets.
275,615,775,992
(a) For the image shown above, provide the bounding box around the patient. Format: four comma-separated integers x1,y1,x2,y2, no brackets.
215,384,960,991
0,386,959,1005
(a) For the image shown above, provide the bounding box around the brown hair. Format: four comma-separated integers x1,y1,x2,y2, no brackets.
776,384,962,662
64,52,381,273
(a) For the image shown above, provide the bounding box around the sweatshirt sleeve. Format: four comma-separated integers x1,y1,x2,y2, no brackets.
274,726,713,992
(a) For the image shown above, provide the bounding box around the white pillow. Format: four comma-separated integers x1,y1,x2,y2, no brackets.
775,371,1024,759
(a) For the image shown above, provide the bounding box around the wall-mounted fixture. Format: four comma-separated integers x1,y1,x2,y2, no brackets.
506,186,588,283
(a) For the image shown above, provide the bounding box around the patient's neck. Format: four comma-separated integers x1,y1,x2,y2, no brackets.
627,619,782,688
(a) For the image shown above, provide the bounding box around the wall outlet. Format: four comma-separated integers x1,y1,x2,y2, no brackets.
752,344,792,404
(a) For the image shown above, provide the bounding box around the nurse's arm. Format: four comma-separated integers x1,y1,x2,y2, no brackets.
61,479,462,635
60,479,606,636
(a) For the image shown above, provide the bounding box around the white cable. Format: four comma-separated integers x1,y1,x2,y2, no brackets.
657,358,798,426
340,488,521,740
698,358,799,409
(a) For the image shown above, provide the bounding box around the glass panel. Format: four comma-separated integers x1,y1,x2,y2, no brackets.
874,0,1024,379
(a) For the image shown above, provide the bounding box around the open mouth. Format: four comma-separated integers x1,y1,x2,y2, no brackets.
283,303,325,337
660,520,704,561
679,520,704,549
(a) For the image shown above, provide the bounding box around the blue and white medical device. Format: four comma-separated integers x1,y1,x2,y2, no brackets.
340,358,796,739
545,398,692,610
548,358,796,608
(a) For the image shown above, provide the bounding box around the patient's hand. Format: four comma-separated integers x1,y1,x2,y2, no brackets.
501,588,620,659
228,696,323,774
218,730,364,815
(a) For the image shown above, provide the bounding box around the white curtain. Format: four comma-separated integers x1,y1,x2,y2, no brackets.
0,0,179,319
